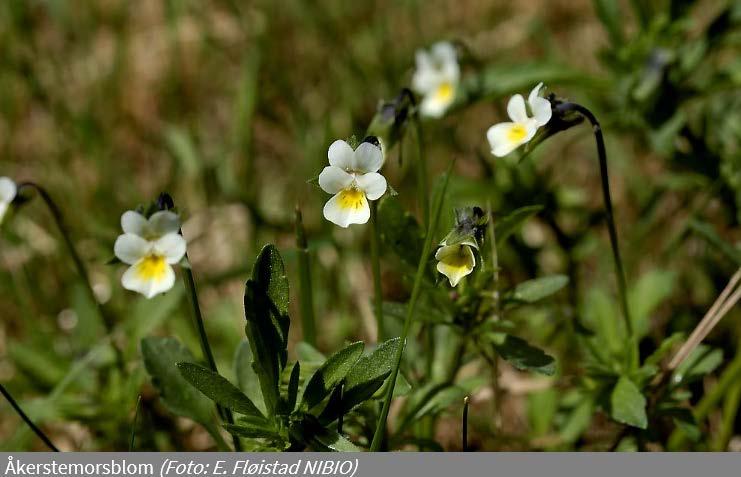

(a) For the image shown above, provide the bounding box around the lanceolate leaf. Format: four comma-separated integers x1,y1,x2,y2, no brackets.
301,342,364,410
140,337,223,445
488,333,556,375
286,362,301,413
505,275,569,304
494,205,543,245
177,362,265,420
610,376,647,429
342,338,401,411
244,244,290,417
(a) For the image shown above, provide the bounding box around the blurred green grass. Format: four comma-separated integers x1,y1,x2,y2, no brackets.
1,0,739,450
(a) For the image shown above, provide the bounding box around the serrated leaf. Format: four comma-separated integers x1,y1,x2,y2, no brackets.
141,337,222,443
488,333,556,375
177,362,265,420
244,244,290,416
343,338,401,408
233,340,266,415
505,275,569,304
494,205,543,244
301,342,364,410
610,376,647,429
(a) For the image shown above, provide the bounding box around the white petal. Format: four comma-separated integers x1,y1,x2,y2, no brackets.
355,172,387,200
121,260,176,299
148,211,181,236
114,234,151,265
507,94,528,123
0,177,17,203
486,122,537,157
419,93,450,118
328,140,355,170
435,244,476,287
431,41,457,66
528,82,545,105
153,233,187,264
323,190,370,228
529,97,552,127
318,166,354,194
412,51,436,93
354,142,384,173
121,210,147,235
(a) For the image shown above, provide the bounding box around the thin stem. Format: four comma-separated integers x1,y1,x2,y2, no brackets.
295,207,317,346
1,383,59,451
18,183,123,369
554,103,635,364
370,162,453,452
462,396,470,451
370,202,385,341
181,262,241,451
129,395,142,451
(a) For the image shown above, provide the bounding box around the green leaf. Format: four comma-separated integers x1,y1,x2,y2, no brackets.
610,376,647,429
286,362,301,413
494,205,544,245
141,337,222,441
244,244,291,416
688,219,741,266
559,396,594,443
233,340,266,415
342,338,400,410
308,428,361,452
488,334,556,375
505,275,569,304
224,423,280,440
673,345,724,385
628,269,675,338
295,342,326,364
177,362,266,420
377,196,424,268
301,342,364,410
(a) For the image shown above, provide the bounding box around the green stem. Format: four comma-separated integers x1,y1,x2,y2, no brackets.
181,263,241,451
370,162,453,451
19,183,124,370
295,207,317,346
0,383,59,451
487,208,502,427
129,395,142,451
714,379,741,451
554,103,635,365
370,202,385,341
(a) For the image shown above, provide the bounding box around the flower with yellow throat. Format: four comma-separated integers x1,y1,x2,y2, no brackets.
319,139,387,228
113,210,186,298
412,42,460,118
486,83,552,157
435,242,476,287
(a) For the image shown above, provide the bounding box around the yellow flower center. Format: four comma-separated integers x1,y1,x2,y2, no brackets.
338,188,366,210
136,254,167,282
507,123,528,143
434,82,455,103
441,246,473,270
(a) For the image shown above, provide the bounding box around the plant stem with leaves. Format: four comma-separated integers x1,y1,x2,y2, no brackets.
370,162,453,451
181,262,241,451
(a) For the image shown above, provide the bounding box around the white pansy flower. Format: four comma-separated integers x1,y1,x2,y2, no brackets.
0,177,17,225
486,83,552,157
435,244,476,287
113,210,186,298
412,41,460,118
319,140,387,228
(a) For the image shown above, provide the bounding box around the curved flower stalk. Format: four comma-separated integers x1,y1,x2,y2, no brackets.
412,41,460,118
114,210,186,298
486,83,552,157
0,176,17,224
319,139,387,228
